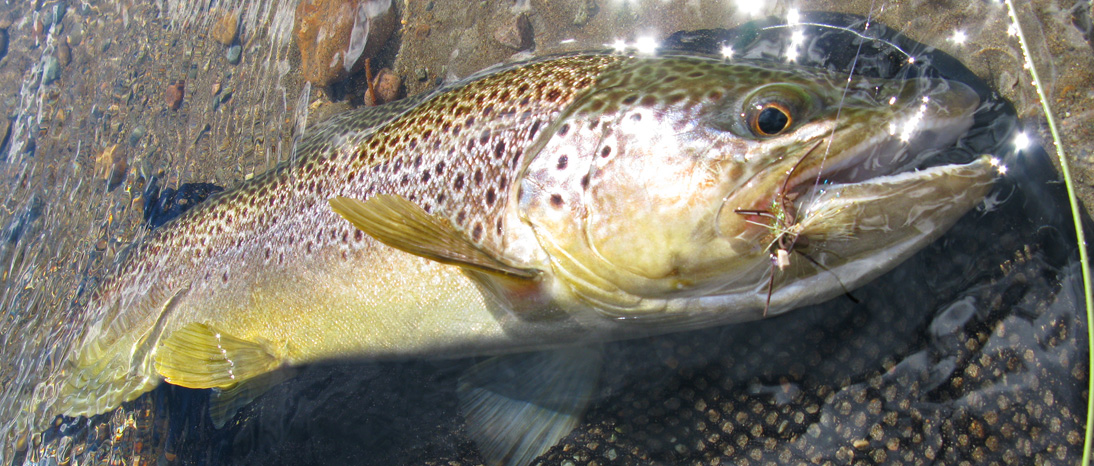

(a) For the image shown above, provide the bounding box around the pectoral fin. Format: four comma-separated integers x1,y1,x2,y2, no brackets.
329,195,538,279
458,347,603,466
154,323,280,390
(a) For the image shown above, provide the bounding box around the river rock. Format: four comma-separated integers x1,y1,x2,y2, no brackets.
294,0,397,87
210,9,239,46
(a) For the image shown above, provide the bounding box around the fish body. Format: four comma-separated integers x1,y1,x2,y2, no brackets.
25,53,995,445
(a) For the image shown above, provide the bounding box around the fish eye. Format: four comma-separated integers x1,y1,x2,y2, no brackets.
749,102,792,136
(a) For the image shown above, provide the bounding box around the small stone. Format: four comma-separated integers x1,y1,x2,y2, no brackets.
57,40,71,66
45,2,67,26
0,118,10,156
226,44,241,64
573,0,598,26
210,9,240,46
95,144,127,188
165,80,185,111
128,126,145,146
493,12,533,50
364,68,401,105
415,68,428,82
295,0,397,87
32,18,45,44
42,56,61,84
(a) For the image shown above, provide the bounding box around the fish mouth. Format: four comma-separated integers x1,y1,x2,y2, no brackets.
781,78,982,215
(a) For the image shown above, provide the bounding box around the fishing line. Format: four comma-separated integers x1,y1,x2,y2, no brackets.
759,2,884,219
1001,0,1094,462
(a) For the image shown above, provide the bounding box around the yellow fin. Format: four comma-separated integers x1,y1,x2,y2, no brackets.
154,323,280,389
329,195,538,279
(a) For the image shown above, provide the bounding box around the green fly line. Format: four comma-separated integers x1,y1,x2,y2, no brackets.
1002,1,1094,462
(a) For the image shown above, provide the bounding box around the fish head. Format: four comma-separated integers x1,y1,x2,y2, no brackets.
518,56,996,326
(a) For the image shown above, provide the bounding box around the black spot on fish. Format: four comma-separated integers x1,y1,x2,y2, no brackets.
454,174,465,190
473,169,483,186
557,155,568,170
456,211,467,224
601,146,612,158
479,130,491,145
550,194,564,208
435,162,446,175
486,188,496,206
580,174,590,188
494,141,506,159
529,121,542,140
558,124,570,137
472,224,483,242
496,218,504,235
621,94,639,105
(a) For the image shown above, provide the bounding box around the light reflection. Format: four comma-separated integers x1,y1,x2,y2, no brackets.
609,38,628,53
787,8,800,25
950,30,967,45
1013,131,1031,151
634,36,659,55
989,156,1009,175
734,0,765,17
720,44,735,60
786,30,806,62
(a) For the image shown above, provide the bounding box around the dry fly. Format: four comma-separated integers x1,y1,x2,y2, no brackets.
735,140,857,315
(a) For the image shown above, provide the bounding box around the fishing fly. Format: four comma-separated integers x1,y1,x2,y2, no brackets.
734,140,857,315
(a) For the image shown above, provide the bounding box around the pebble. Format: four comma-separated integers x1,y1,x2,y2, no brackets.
294,0,397,86
363,68,401,105
0,118,10,156
95,144,127,188
226,44,241,64
165,80,185,111
210,9,240,46
57,40,71,66
42,56,61,84
493,12,533,50
128,126,145,146
415,68,428,82
573,0,598,26
43,2,67,27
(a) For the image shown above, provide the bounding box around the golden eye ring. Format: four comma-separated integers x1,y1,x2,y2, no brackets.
749,102,793,136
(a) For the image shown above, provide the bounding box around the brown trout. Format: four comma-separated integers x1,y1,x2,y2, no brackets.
24,53,995,463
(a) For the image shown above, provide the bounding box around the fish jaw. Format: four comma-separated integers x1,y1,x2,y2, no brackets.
518,57,992,327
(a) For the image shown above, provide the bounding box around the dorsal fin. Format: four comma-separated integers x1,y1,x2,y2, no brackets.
329,195,538,279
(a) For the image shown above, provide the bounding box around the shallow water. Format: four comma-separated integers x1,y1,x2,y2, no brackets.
0,1,1088,465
